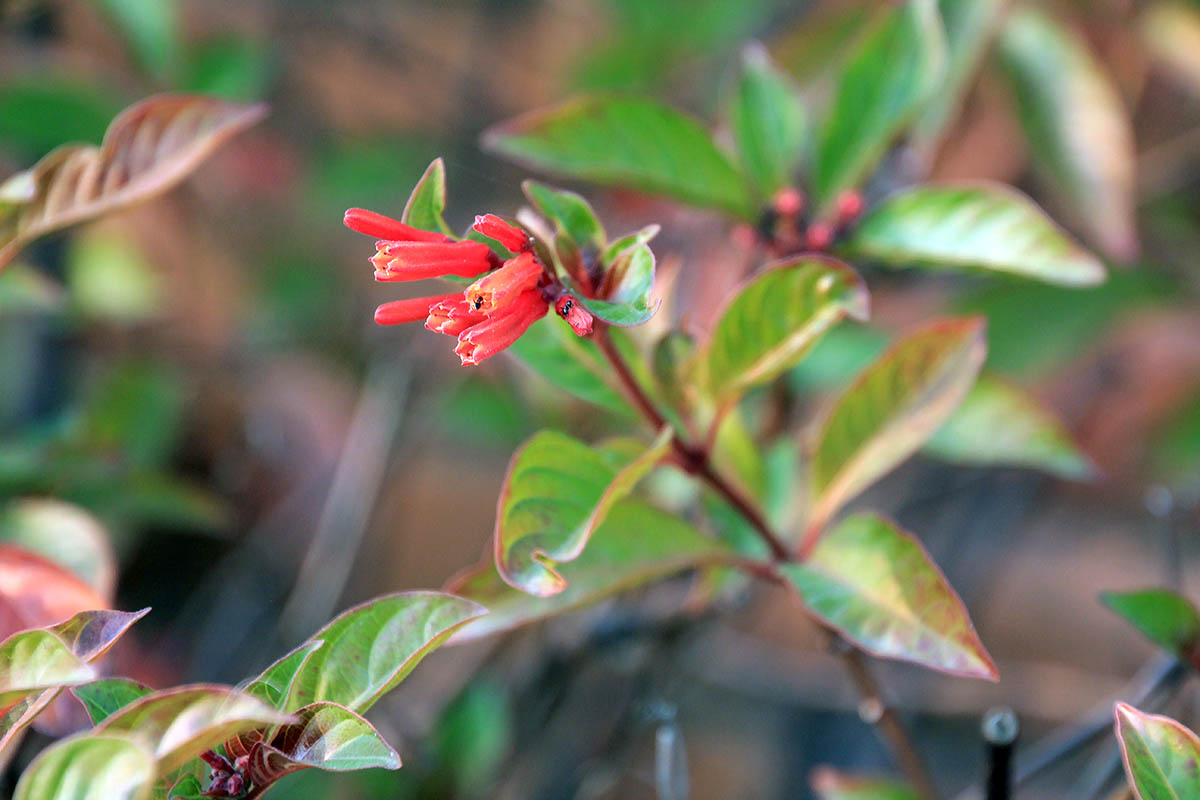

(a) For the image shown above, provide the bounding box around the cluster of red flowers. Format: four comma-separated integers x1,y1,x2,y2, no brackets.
344,208,593,365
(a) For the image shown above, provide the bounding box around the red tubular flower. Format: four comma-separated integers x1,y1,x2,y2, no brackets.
466,252,543,314
455,289,549,365
371,239,494,281
374,293,460,326
425,297,487,336
344,208,449,243
472,214,529,253
555,294,593,336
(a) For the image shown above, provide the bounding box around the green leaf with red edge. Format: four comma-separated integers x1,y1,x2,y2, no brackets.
842,183,1106,287
1102,590,1200,663
72,678,152,725
998,8,1137,261
728,42,808,197
1115,703,1200,800
811,767,921,800
285,591,485,713
401,157,453,237
925,374,1094,480
523,181,605,252
703,256,869,408
508,316,634,416
808,317,986,533
782,513,997,679
14,733,156,800
241,639,324,711
96,685,290,773
581,242,659,326
813,0,946,211
0,95,266,272
448,498,732,643
495,428,673,597
483,94,755,219
0,630,95,713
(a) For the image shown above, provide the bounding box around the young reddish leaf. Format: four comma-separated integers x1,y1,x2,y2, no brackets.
449,499,731,643
925,374,1095,480
14,733,156,800
402,157,454,237
495,429,673,597
1115,703,1200,800
808,317,986,535
1102,590,1200,663
813,0,946,211
483,95,755,219
811,767,921,800
285,591,486,713
703,256,869,407
843,183,1106,287
0,499,117,600
782,513,997,679
0,94,267,271
508,316,635,416
998,9,1137,260
96,685,290,773
72,678,152,726
0,544,110,639
0,630,96,714
241,639,325,711
728,42,808,196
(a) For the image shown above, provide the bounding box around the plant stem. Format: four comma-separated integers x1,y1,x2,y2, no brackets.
593,322,940,799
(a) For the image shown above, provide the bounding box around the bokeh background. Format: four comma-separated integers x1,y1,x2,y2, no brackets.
1,0,1198,798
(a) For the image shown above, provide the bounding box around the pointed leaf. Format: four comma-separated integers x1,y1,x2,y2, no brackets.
782,513,997,679
729,42,808,196
809,317,986,532
242,640,324,711
14,734,155,800
925,374,1094,479
814,0,946,210
484,94,755,218
581,242,659,326
704,256,869,407
603,224,659,264
1102,590,1200,662
998,8,1137,260
812,767,922,800
401,157,452,236
0,95,266,271
449,499,731,643
286,591,485,713
1115,703,1200,800
508,316,634,416
0,630,95,712
72,678,152,725
496,429,673,597
247,702,400,786
843,183,1106,287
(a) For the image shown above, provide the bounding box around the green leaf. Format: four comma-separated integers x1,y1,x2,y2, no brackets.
245,702,400,783
782,513,997,679
812,767,922,800
242,640,325,710
0,263,64,316
0,498,116,597
809,317,985,532
1103,590,1200,662
0,630,95,713
925,374,1094,479
581,242,659,326
523,181,605,251
603,224,660,264
1115,703,1200,800
814,0,946,210
496,429,673,596
484,94,755,218
998,8,1137,260
704,256,869,407
508,316,634,416
97,685,290,773
14,734,155,800
401,158,453,237
728,43,808,196
93,0,181,80
286,592,485,713
843,183,1106,287
72,678,152,725
448,499,731,643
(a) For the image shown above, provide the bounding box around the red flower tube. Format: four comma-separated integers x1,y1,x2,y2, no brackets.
425,297,488,336
554,294,594,337
455,289,549,365
344,208,450,243
371,239,495,281
374,293,461,326
472,214,530,253
466,252,543,314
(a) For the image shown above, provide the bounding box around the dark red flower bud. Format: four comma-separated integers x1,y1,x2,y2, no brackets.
555,294,593,336
472,214,530,252
466,252,543,314
835,190,864,222
772,188,804,217
224,774,244,795
371,240,493,281
344,208,449,243
374,293,461,326
805,222,834,252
